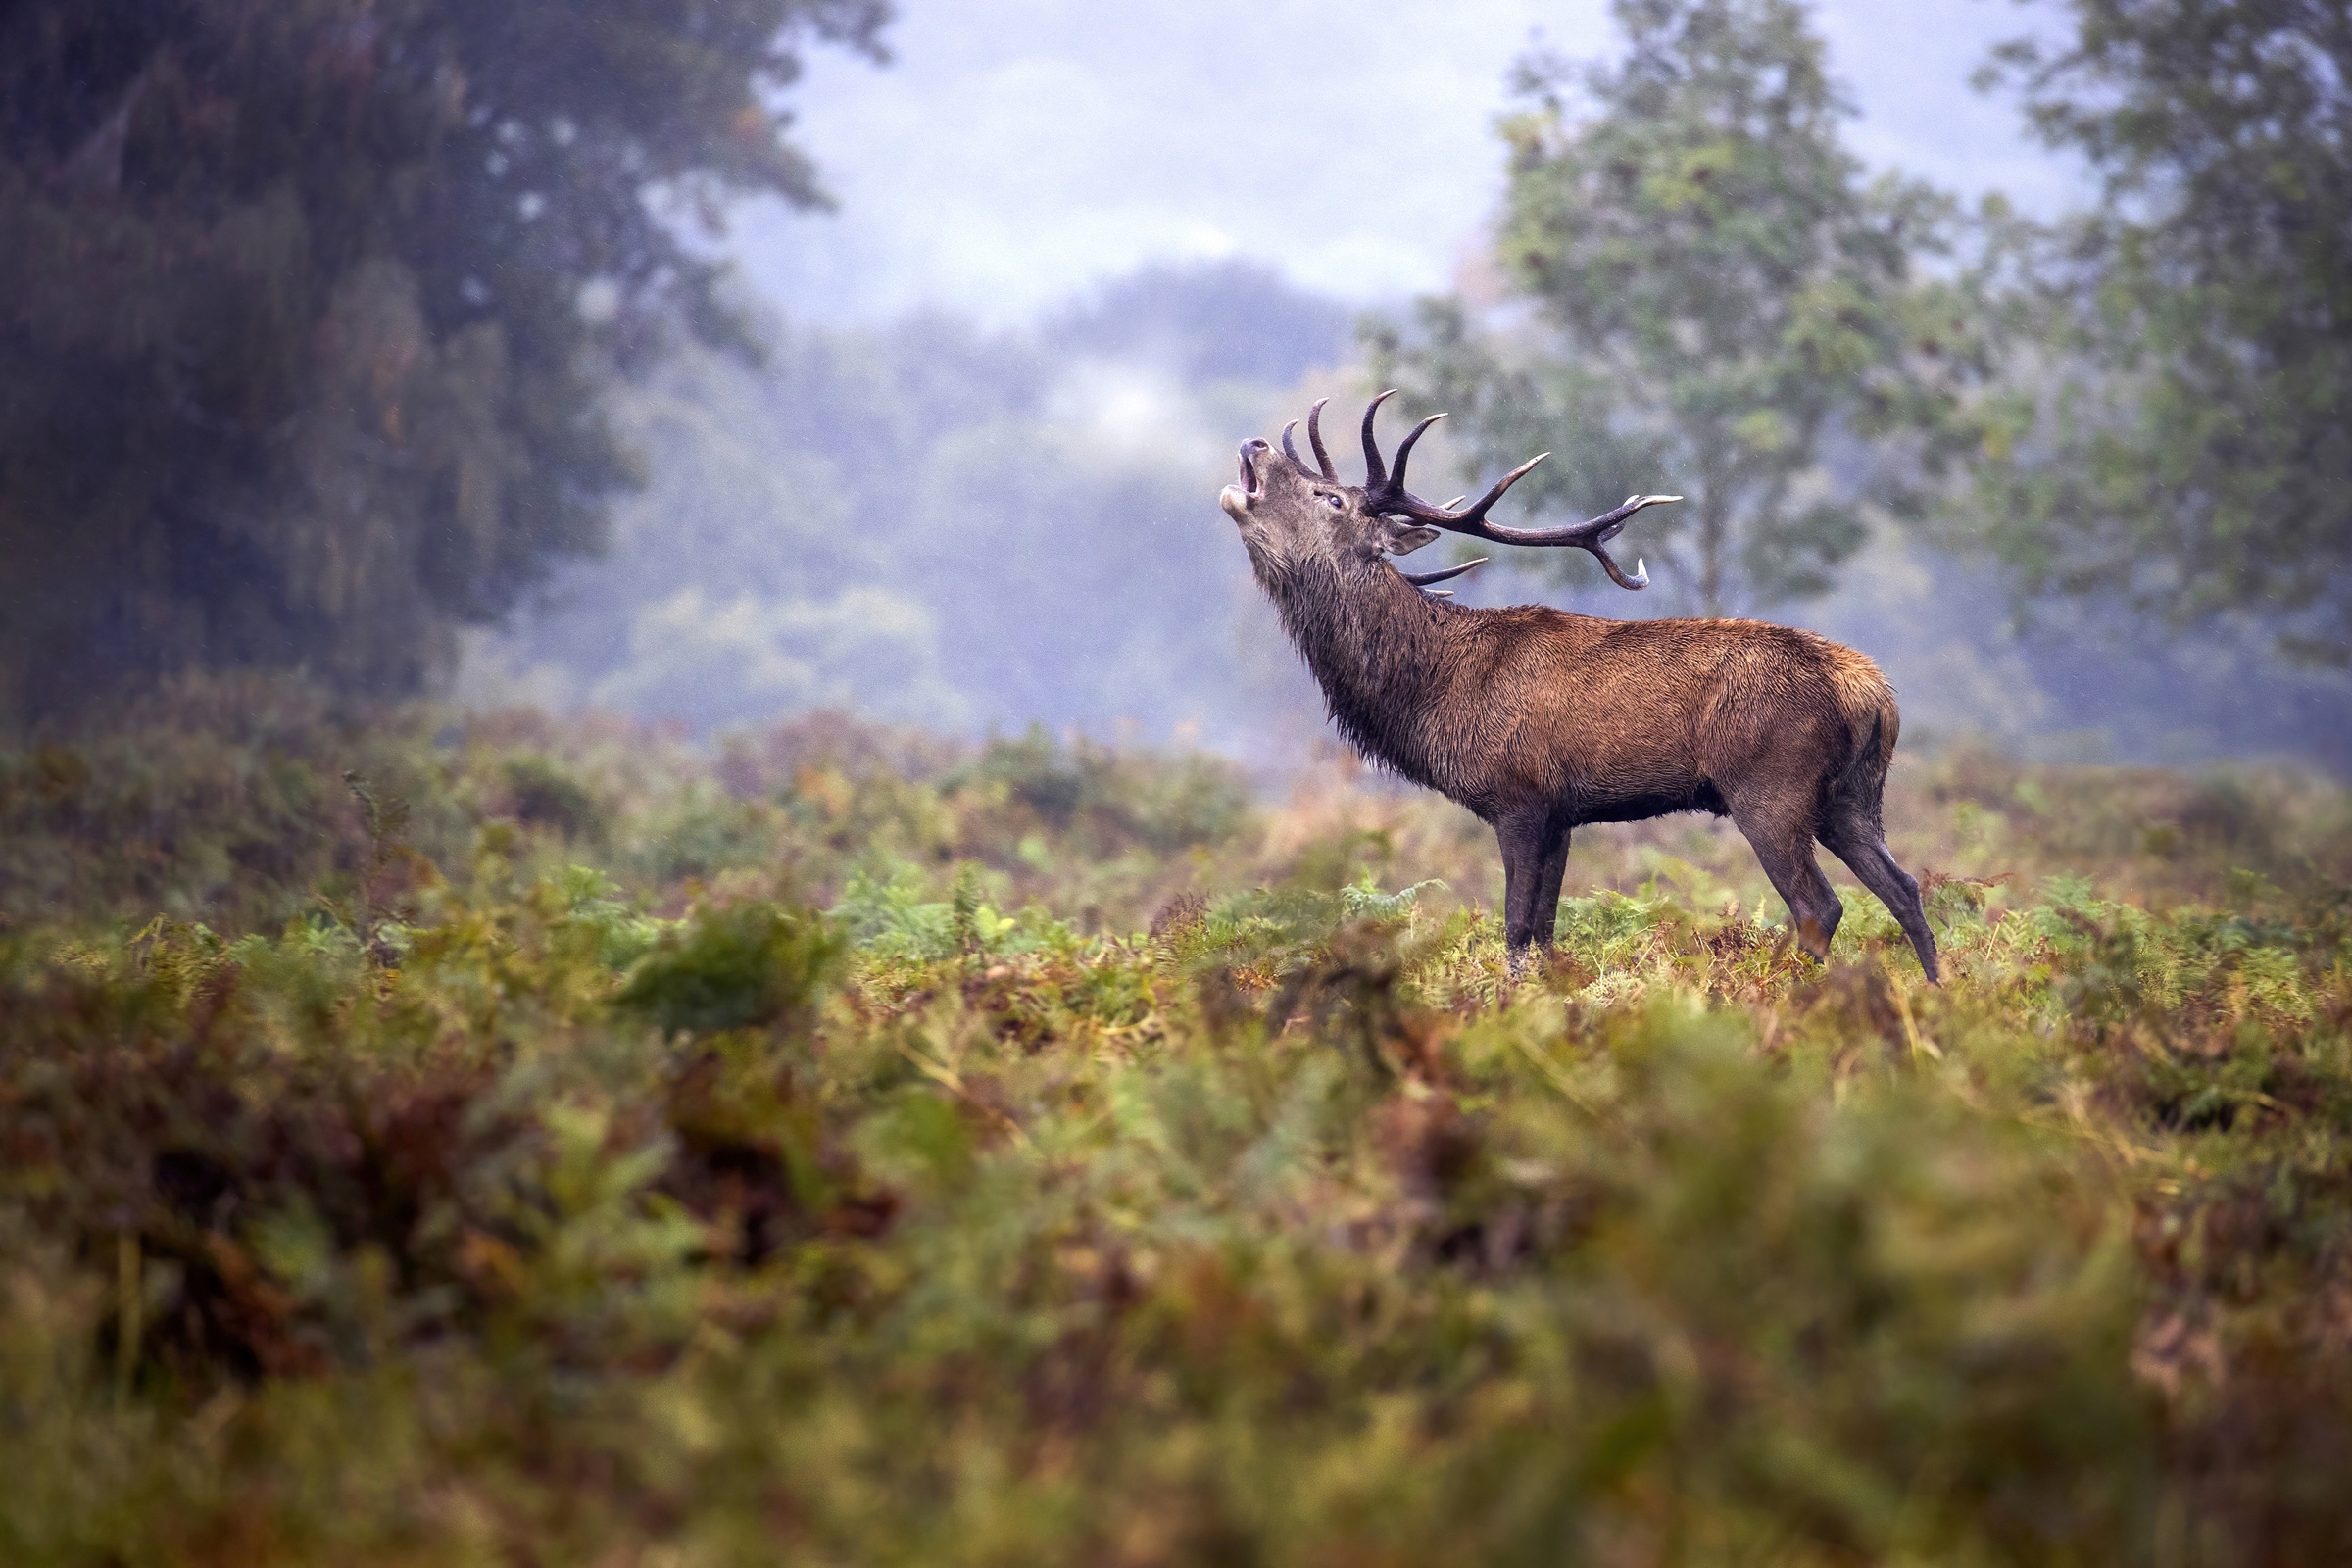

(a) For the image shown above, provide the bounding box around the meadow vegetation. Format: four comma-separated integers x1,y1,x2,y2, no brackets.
4,676,2351,1565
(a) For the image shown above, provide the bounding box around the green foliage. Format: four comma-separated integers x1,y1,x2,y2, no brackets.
1371,0,1990,615
0,0,889,720
1964,0,2352,665
494,753,606,846
3,696,2352,1561
615,899,842,1036
956,725,1255,857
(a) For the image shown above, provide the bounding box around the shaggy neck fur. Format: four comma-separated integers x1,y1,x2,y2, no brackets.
1257,551,1456,790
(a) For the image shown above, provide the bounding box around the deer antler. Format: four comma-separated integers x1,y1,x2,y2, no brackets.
1402,556,1487,588
1354,394,1676,591
1359,390,1399,488
1281,400,1348,482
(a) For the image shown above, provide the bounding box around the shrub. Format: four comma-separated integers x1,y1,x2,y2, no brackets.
614,899,843,1036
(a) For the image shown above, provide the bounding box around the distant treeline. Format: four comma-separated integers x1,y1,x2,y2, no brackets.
476,261,1352,752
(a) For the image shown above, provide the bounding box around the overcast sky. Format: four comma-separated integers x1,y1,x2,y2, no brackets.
730,0,2083,325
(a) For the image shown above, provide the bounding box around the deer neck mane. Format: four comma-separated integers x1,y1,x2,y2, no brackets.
1263,553,1452,783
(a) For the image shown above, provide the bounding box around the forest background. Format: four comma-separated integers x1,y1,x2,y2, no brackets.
3,0,2347,767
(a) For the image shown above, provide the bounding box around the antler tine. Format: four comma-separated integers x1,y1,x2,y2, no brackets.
1402,555,1487,588
1359,390,1398,489
1305,398,1337,480
1395,452,1549,529
1280,420,1316,477
1388,413,1446,497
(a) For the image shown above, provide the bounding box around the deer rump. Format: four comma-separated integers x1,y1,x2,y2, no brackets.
1220,396,1938,982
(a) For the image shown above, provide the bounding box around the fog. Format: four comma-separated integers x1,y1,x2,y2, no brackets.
461,0,2352,776
730,0,2085,323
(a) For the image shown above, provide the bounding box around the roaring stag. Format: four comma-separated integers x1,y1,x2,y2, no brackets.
1219,395,1938,981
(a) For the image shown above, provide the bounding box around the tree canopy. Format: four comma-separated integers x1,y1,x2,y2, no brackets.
1963,0,2352,665
0,0,888,721
1374,0,1985,617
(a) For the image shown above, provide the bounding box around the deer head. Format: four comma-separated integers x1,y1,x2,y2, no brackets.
1220,394,1679,593
1218,416,1435,586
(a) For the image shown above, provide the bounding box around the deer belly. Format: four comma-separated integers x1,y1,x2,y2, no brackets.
1573,779,1729,825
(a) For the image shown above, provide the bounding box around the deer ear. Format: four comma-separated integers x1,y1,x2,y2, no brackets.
1379,521,1442,557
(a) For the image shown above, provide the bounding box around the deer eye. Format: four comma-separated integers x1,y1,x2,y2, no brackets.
1323,494,1346,511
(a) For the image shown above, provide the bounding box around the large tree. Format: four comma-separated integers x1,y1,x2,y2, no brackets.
0,0,887,720
1965,0,2352,666
1374,0,1984,617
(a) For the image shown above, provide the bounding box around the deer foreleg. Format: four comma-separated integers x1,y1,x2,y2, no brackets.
1533,827,1572,950
1497,816,1570,953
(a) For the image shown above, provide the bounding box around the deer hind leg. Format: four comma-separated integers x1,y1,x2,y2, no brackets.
1727,791,1843,964
1820,815,1940,984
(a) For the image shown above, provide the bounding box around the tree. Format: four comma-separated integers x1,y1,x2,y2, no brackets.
1373,0,1984,617
1965,0,2352,666
0,0,887,721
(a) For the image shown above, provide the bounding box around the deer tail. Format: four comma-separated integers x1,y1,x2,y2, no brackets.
1826,651,1899,814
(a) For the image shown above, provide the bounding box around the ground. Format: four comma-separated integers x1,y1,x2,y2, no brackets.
3,675,2349,1565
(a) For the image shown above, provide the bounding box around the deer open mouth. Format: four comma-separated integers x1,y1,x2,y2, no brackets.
1223,441,1260,521
1221,439,1270,523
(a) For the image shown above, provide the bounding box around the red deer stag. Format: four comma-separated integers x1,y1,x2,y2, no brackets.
1219,394,1938,981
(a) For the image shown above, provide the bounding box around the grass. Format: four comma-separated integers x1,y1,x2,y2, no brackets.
3,673,2350,1565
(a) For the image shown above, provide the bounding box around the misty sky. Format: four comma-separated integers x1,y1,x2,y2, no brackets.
734,0,2082,324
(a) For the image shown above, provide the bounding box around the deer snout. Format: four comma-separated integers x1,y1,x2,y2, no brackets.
1220,439,1270,521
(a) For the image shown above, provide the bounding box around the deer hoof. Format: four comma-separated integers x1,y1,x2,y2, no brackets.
1796,916,1833,961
